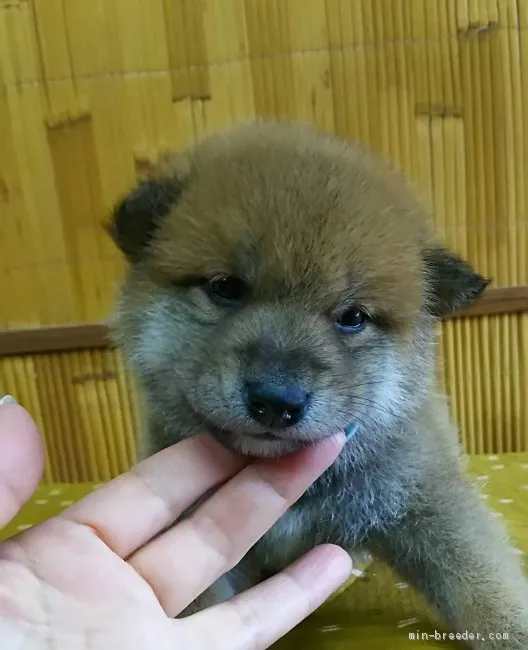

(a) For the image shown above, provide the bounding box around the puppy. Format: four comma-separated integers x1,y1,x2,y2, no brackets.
108,122,528,647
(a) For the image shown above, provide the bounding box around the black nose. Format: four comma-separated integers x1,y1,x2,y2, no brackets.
245,382,309,428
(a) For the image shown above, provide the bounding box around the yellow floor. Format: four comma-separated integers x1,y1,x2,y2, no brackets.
2,453,527,649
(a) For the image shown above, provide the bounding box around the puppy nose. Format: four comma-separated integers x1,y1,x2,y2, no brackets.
245,382,309,428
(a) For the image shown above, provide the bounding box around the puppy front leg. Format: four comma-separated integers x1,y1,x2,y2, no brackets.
368,476,528,648
179,559,263,617
178,574,237,617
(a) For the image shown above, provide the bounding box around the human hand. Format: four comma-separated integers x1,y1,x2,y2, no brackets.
0,397,351,649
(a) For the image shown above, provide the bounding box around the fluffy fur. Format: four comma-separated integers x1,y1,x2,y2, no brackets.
108,122,528,647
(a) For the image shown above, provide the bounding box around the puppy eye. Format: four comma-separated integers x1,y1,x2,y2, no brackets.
204,274,247,305
335,307,368,333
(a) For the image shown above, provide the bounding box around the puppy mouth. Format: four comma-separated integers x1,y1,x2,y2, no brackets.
206,422,306,444
254,432,285,441
201,419,314,457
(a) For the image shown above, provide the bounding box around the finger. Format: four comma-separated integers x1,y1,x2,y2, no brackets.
178,544,352,650
62,433,247,558
0,397,45,527
130,433,345,616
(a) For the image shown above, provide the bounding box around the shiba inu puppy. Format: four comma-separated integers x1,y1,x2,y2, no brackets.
109,122,528,647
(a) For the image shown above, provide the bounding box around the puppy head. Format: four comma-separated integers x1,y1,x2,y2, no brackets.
109,122,487,458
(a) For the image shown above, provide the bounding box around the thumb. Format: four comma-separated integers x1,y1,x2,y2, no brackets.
0,397,44,528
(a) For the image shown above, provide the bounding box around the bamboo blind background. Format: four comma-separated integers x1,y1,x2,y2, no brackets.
1,0,527,483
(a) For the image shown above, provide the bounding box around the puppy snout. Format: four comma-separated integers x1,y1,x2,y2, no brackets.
245,381,309,428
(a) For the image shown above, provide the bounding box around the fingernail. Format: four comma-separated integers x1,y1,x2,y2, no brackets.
332,431,346,447
344,422,358,440
0,395,17,406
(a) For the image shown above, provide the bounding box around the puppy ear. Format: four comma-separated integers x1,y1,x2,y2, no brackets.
106,177,181,263
424,246,490,317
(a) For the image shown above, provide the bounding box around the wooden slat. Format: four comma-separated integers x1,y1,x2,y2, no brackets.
0,324,110,356
457,285,528,318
